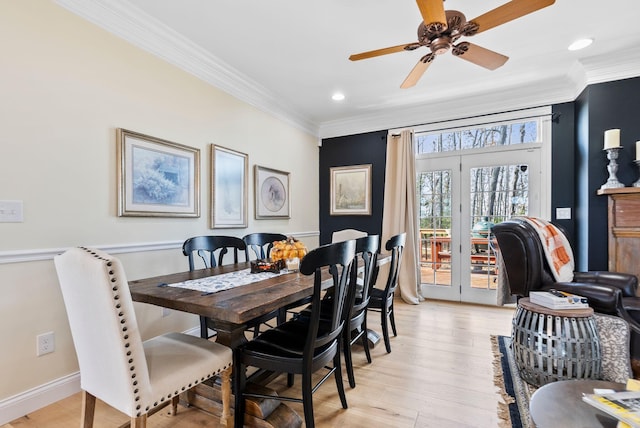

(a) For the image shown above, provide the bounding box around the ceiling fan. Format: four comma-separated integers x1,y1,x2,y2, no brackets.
349,0,556,88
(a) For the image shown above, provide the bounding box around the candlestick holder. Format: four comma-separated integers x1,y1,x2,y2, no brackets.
600,147,625,190
634,160,640,187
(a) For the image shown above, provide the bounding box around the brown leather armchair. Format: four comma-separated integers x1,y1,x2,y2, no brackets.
492,218,640,359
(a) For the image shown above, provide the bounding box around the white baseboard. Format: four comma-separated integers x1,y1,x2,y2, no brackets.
0,372,80,425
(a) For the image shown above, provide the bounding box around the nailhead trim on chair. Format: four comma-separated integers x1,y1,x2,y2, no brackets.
78,247,232,417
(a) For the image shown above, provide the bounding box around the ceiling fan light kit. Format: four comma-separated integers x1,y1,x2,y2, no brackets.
350,0,556,88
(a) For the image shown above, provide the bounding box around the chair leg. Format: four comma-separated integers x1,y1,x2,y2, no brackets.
131,415,147,428
381,306,392,353
302,370,315,428
343,328,356,388
81,390,96,428
171,396,179,416
234,359,247,428
361,316,372,364
333,345,348,409
389,302,397,337
277,307,287,324
220,367,232,428
199,316,208,339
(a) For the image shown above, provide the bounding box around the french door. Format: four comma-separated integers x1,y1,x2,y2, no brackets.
416,146,542,304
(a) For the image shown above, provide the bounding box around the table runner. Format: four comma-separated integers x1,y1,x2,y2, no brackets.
168,268,287,294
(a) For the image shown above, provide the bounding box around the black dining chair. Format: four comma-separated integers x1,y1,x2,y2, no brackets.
296,234,380,388
242,232,288,335
242,232,287,260
182,235,247,339
368,232,406,354
182,235,246,271
233,239,356,428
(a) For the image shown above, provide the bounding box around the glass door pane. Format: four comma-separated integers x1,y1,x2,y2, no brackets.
418,169,452,287
416,155,461,301
417,148,541,304
460,149,541,305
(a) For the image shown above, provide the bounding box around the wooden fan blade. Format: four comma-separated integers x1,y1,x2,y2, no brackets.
349,43,418,61
400,54,435,89
470,0,555,34
452,42,508,70
416,0,447,31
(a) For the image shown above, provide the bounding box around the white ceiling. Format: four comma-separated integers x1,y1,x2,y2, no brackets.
56,0,640,138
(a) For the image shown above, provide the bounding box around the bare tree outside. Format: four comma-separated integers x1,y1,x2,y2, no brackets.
416,120,537,288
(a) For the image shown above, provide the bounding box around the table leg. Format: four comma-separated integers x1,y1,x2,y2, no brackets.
210,320,249,349
366,329,381,348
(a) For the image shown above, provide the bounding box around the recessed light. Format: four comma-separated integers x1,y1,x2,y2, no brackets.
568,38,593,51
331,92,345,102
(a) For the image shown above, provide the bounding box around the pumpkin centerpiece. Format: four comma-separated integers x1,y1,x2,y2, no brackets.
271,237,307,268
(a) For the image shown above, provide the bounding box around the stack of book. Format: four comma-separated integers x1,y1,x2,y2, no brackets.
529,290,589,310
582,389,640,427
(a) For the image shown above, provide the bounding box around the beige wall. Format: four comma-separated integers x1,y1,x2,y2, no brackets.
0,1,319,402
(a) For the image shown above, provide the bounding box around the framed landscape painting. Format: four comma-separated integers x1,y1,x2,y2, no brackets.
254,165,290,219
117,129,200,217
330,164,371,215
211,144,248,228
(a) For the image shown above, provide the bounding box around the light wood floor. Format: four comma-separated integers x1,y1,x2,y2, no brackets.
3,299,515,428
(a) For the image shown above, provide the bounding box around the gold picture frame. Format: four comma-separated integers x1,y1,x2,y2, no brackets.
117,129,200,217
330,164,372,216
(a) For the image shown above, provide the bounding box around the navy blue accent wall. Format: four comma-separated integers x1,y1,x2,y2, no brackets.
319,76,640,271
551,102,577,252
319,131,387,245
575,76,640,270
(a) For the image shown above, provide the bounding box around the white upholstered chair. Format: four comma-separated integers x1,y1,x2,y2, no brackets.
54,247,233,428
331,228,367,243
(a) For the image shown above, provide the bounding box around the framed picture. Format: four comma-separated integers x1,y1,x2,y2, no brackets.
117,129,200,217
254,165,290,219
330,164,372,216
211,145,248,228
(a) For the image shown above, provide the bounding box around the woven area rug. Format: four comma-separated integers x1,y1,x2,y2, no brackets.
491,335,538,428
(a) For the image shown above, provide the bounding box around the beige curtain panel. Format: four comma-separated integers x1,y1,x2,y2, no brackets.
381,129,422,304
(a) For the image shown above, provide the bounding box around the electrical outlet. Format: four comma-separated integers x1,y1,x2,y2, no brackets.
37,332,55,356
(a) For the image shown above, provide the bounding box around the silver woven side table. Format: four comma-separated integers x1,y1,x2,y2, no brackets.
511,297,602,387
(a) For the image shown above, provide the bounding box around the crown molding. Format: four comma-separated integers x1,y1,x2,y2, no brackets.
54,0,318,136
319,52,640,138
53,0,640,140
582,45,640,85
319,74,581,139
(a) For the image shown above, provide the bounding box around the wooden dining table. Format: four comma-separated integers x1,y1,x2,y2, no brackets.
129,261,322,349
129,254,391,349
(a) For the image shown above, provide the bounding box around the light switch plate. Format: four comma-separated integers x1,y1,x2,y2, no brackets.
0,200,23,222
556,207,571,220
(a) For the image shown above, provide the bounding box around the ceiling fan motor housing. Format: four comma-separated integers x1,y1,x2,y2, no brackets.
430,37,452,55
418,10,468,54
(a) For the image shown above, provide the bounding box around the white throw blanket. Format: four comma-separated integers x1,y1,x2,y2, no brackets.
521,216,574,282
